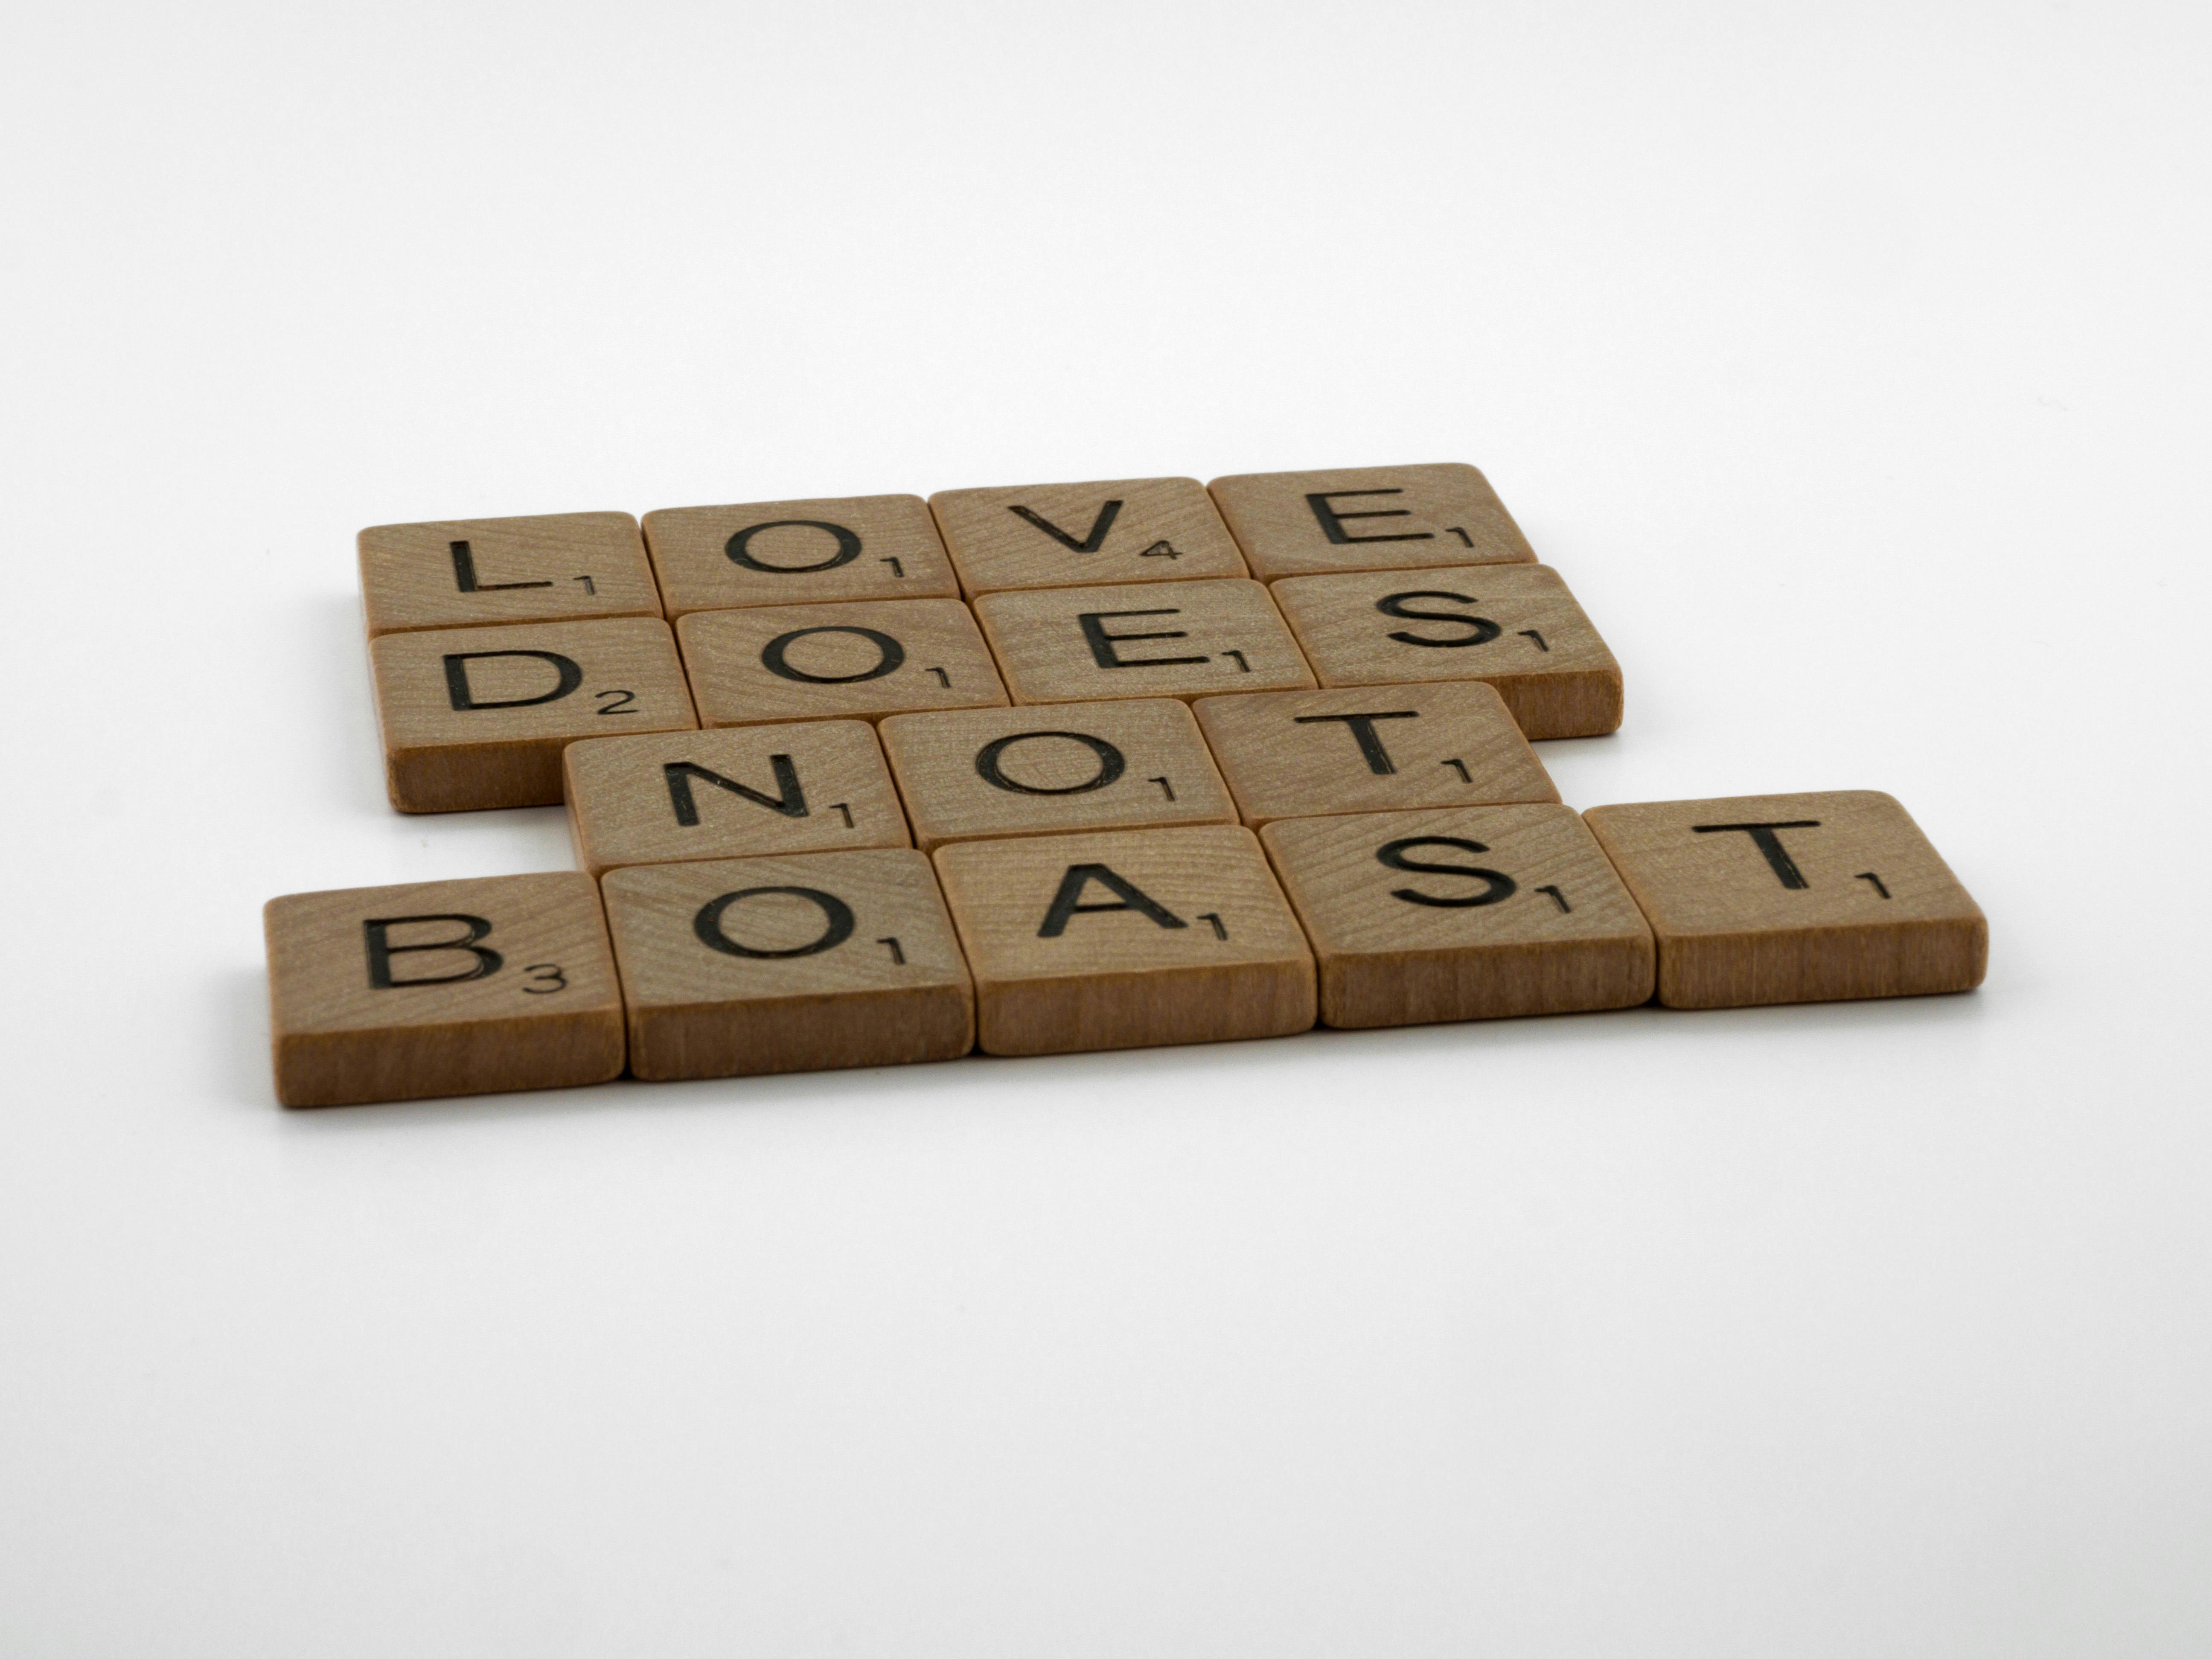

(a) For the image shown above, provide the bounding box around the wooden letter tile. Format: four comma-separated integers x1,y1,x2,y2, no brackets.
678,598,1008,726
933,825,1315,1056
1208,463,1536,581
929,476,1247,595
370,617,696,813
265,872,626,1106
972,577,1314,705
642,495,959,617
1581,791,1988,1009
1193,682,1558,827
600,849,973,1080
564,719,910,876
878,699,1234,851
1261,806,1653,1028
1269,563,1621,739
358,511,664,637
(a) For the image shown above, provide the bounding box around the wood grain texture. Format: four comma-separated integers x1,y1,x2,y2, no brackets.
642,494,959,617
929,476,1247,595
1207,463,1537,581
1581,790,1988,1009
1261,806,1653,1027
600,849,973,1080
358,511,664,637
564,719,910,876
972,577,1315,705
878,699,1235,850
264,872,625,1107
1269,563,1622,739
1193,681,1558,827
933,825,1315,1056
370,617,696,813
677,598,1009,727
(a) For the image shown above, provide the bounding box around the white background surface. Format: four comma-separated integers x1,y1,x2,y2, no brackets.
3,2,2208,1653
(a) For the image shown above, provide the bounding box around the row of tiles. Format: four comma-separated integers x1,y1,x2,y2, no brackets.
373,573,1623,813
265,795,1988,1108
358,464,1540,638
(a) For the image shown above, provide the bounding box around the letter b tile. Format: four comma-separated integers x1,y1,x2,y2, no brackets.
600,849,974,1079
933,825,1316,1055
370,617,697,812
1581,791,1988,1008
264,873,626,1106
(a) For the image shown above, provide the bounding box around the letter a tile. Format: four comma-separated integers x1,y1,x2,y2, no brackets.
1269,564,1622,739
1208,463,1537,581
1261,806,1653,1027
264,872,626,1107
370,617,696,812
1581,791,1988,1008
933,825,1316,1055
600,849,973,1079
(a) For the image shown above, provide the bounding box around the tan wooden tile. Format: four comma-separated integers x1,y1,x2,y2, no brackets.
563,719,909,876
370,617,696,813
1193,682,1559,828
1261,806,1653,1028
1582,791,1988,1009
358,511,664,637
933,825,1315,1056
642,494,959,617
878,699,1234,851
972,577,1314,706
600,849,972,1080
929,476,1247,596
1208,463,1536,581
264,872,625,1107
1269,563,1621,739
678,598,1008,727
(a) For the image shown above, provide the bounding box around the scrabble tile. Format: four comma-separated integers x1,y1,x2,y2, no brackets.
1269,563,1621,739
370,617,696,813
878,699,1235,851
678,598,1008,727
1208,463,1536,581
1581,791,1988,1009
933,825,1315,1056
642,494,960,617
563,719,910,876
358,511,664,637
264,872,626,1107
928,475,1247,595
972,577,1315,705
1193,682,1559,828
1261,806,1654,1027
600,849,973,1080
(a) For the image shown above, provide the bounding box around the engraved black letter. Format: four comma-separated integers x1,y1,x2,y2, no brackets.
975,731,1127,795
693,886,856,958
1691,821,1822,889
1375,836,1517,907
725,520,863,573
450,539,552,593
1375,592,1502,648
1036,864,1187,937
363,914,503,988
442,650,584,710
1010,499,1123,552
1305,489,1433,545
1292,710,1419,776
760,625,905,684
664,757,808,824
1077,609,1209,669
